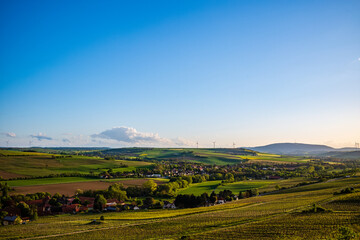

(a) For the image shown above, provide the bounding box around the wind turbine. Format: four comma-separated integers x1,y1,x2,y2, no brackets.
6,141,9,147
233,142,236,148
213,141,216,148
196,141,199,148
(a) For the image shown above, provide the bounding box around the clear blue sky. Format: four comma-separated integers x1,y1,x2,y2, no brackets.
1,0,359,148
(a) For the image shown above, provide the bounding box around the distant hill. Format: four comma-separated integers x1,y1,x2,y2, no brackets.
248,143,334,155
318,150,360,160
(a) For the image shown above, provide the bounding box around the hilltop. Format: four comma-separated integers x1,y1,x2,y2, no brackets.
248,142,360,156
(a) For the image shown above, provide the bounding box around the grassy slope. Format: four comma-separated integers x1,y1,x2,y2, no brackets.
140,148,309,165
0,150,153,178
1,177,359,239
2,177,170,187
177,178,306,196
0,149,311,180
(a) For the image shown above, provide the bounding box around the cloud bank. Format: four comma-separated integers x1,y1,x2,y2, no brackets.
30,133,53,141
91,127,194,147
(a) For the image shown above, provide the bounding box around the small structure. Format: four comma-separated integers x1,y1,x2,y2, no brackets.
62,204,80,214
2,216,22,225
163,201,176,209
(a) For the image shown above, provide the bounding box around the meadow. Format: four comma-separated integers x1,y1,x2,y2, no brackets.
177,178,308,196
1,176,359,239
0,150,153,179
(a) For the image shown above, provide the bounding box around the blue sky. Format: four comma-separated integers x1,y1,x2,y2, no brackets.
0,0,359,148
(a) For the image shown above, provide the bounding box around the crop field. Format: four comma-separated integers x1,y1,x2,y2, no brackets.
0,150,153,179
1,176,359,239
8,178,168,196
242,153,311,163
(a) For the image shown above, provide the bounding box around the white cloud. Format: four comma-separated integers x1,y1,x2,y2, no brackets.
30,133,53,141
91,126,194,147
92,127,169,144
5,132,16,137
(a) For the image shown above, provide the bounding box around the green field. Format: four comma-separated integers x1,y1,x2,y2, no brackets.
177,179,293,195
0,150,153,178
0,177,101,187
1,176,359,239
1,177,170,187
137,148,311,165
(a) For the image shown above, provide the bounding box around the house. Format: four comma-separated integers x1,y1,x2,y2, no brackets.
62,204,80,214
146,174,162,178
217,198,225,204
105,206,117,211
27,198,51,216
163,201,176,209
2,216,22,225
79,197,95,206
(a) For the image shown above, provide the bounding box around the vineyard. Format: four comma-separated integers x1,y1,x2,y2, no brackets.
1,176,359,239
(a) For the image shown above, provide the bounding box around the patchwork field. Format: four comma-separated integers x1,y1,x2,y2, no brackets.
1,176,358,239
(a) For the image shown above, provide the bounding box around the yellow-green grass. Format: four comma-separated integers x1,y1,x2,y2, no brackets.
1,177,102,187
215,180,274,193
0,150,153,178
2,177,358,239
242,154,312,163
178,181,222,195
0,150,53,156
2,177,169,187
177,179,307,196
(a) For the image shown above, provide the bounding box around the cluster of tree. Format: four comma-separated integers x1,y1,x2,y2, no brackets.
17,202,38,220
238,189,259,198
334,187,357,195
0,183,39,220
80,183,128,201
175,190,239,208
301,204,330,213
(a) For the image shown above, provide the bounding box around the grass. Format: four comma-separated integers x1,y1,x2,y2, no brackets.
178,179,288,195
178,181,222,195
1,177,170,187
0,177,101,187
138,148,310,165
215,181,273,193
2,176,359,239
0,150,154,178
